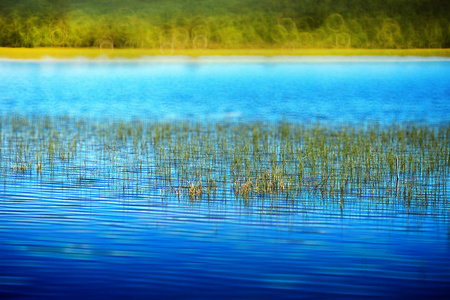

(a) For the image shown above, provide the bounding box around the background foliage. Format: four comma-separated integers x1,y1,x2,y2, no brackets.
0,0,449,49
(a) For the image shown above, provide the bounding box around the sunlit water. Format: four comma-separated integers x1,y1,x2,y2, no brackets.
0,58,450,299
1,58,450,123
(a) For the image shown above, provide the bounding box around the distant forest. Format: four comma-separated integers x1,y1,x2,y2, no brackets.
0,0,449,48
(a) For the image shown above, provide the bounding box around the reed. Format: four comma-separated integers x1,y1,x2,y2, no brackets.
0,114,448,214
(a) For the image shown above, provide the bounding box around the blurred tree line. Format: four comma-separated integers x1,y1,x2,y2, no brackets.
0,0,448,48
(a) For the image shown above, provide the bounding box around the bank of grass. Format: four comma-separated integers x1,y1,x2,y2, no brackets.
1,47,450,59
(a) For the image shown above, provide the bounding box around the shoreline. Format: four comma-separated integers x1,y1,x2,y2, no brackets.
1,47,450,60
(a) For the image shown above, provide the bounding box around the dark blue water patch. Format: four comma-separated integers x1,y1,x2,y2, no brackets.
0,186,449,299
0,60,449,124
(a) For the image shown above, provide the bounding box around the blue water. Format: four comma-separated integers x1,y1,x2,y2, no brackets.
0,58,450,299
1,58,450,123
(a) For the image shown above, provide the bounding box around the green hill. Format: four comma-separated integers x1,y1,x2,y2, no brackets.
0,0,449,49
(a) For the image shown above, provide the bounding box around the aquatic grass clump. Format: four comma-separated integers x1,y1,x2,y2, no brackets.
0,114,448,215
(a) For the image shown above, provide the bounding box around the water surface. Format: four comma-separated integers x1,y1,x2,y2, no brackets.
1,57,449,123
0,58,449,299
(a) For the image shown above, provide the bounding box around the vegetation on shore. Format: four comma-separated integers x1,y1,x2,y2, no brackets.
0,0,449,50
1,47,450,59
2,115,448,213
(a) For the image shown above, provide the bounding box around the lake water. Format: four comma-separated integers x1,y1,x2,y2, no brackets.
1,57,450,123
0,57,449,299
